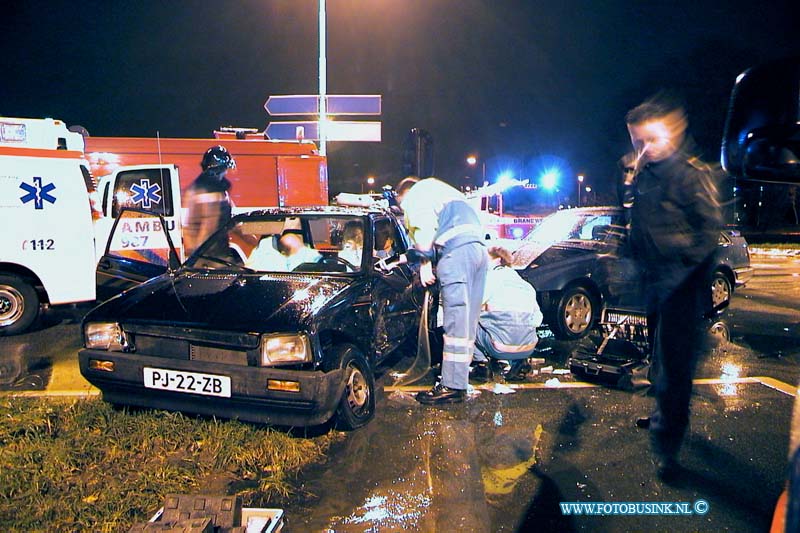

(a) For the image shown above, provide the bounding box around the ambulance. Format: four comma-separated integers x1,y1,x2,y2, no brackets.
0,117,97,334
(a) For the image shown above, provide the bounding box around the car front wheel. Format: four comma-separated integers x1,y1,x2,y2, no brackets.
327,344,375,430
0,275,39,336
710,271,733,311
550,286,596,340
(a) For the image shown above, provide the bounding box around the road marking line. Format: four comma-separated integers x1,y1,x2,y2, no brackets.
383,381,600,393
384,376,797,395
754,376,797,396
0,389,100,398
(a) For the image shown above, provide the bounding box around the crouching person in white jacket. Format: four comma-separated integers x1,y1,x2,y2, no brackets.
471,246,544,382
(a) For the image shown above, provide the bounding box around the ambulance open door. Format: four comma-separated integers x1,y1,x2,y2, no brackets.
95,208,180,302
95,165,184,263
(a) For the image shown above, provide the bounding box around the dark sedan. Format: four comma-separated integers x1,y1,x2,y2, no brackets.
80,206,424,429
508,207,753,340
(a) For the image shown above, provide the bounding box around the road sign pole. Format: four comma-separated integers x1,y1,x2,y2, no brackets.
318,0,327,156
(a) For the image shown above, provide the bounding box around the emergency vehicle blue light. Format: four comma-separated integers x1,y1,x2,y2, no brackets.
541,169,560,190
511,227,524,239
496,171,514,187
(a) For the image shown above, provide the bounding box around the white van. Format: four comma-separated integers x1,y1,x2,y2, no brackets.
0,117,97,334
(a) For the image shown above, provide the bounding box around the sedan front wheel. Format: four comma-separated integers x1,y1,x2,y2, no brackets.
710,271,733,311
550,286,596,340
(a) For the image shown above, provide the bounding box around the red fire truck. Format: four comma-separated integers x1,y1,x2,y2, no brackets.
467,180,560,240
84,128,328,210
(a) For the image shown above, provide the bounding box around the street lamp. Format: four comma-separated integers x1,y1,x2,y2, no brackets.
577,174,585,206
363,175,375,193
466,155,486,185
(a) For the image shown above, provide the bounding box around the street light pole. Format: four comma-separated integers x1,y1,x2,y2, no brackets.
318,0,327,157
577,174,584,206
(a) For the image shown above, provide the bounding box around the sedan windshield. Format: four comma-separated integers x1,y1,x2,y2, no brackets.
186,215,366,274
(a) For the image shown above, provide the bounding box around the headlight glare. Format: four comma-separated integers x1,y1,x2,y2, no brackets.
85,322,128,351
260,334,311,365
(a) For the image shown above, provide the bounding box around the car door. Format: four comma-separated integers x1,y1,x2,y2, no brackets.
95,208,180,301
95,165,184,263
369,216,426,361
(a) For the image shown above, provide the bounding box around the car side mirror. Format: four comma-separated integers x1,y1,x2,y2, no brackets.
743,136,800,182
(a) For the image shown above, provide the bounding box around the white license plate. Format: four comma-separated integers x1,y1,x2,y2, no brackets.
143,367,231,398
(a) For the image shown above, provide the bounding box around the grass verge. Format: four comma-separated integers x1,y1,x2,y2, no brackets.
0,397,341,531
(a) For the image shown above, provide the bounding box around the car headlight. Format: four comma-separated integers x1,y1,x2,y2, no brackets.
260,334,311,365
84,322,128,351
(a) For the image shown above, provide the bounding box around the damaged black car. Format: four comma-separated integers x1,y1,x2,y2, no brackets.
79,206,425,429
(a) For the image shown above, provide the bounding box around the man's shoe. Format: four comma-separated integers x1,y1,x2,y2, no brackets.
416,382,466,405
503,360,532,382
656,456,680,482
636,416,651,429
470,363,493,384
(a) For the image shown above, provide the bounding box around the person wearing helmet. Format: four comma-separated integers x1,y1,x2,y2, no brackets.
183,145,236,257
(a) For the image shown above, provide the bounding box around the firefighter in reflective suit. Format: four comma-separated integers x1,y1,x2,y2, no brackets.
396,177,488,405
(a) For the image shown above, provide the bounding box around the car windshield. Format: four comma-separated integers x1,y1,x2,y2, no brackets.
186,214,366,274
524,209,625,245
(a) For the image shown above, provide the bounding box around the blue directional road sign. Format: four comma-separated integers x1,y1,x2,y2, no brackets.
265,121,319,141
266,121,381,142
264,95,319,116
265,94,381,116
325,95,381,115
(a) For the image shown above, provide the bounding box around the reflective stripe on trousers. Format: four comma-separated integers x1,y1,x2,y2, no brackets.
438,242,488,390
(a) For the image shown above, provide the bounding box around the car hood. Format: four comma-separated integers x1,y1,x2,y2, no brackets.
512,240,606,269
88,271,354,332
511,241,557,268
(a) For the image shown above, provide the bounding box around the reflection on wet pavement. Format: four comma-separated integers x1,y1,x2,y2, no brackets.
285,362,792,532
0,303,89,392
0,341,48,390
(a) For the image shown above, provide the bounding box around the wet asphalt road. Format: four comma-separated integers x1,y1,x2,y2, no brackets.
1,251,799,532
287,379,791,532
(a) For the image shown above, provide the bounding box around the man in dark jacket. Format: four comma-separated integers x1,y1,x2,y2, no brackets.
625,94,722,480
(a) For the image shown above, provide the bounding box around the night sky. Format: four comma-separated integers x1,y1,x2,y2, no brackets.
3,1,798,199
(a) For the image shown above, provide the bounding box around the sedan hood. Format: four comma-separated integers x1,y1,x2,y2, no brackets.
512,239,606,269
511,242,553,269
88,271,354,332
